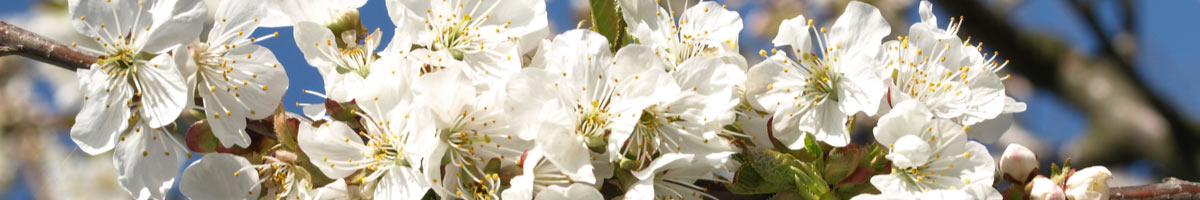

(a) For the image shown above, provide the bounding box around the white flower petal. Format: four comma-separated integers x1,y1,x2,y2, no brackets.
744,55,806,112
198,44,287,148
827,1,889,60
297,121,371,179
261,0,365,27
207,0,267,46
180,154,260,200
624,178,656,200
535,184,604,200
135,54,188,128
873,101,934,146
680,1,742,49
631,153,694,180
414,68,477,128
293,21,339,71
114,122,188,200
534,114,596,185
374,166,432,200
506,68,574,140
814,101,851,147
672,56,744,131
918,0,937,25
312,179,349,200
351,55,416,119
772,15,813,54
71,67,133,155
69,0,131,42
137,0,207,53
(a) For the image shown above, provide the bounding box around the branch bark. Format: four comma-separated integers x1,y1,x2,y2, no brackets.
0,21,98,71
1110,177,1200,199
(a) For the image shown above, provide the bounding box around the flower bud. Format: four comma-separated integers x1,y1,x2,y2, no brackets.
1027,176,1065,200
1064,166,1112,200
999,143,1039,184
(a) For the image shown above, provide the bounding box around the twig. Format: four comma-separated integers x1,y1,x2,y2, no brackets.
1110,177,1200,199
0,21,98,71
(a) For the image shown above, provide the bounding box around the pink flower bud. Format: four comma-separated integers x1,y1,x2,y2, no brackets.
999,143,1039,184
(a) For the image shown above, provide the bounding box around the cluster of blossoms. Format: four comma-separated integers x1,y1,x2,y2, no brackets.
60,0,1113,199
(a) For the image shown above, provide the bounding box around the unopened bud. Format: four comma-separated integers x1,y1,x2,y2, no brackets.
999,143,1039,184
1064,166,1112,200
1027,176,1065,200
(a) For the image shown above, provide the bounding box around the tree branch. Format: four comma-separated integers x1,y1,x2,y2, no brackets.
0,21,98,71
1110,177,1200,199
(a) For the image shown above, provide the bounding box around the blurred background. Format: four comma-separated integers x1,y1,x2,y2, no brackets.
1,0,1199,199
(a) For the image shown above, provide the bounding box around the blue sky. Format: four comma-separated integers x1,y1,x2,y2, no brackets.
2,0,1200,198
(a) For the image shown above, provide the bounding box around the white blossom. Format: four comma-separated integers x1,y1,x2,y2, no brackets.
296,59,432,199
1029,176,1066,200
181,0,289,148
745,1,890,148
617,0,743,66
501,147,604,200
868,101,995,195
877,0,1026,143
1064,166,1112,200
412,68,530,199
386,0,549,90
293,21,387,102
68,0,205,154
507,29,673,185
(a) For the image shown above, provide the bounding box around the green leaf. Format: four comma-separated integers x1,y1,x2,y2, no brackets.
589,0,630,52
803,132,825,161
727,163,795,194
824,145,866,184
743,147,803,185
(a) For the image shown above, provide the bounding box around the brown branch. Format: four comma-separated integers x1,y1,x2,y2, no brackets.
1110,177,1200,199
0,21,98,71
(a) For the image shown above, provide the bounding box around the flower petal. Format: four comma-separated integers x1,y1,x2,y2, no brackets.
207,0,267,45
534,111,596,185
772,15,813,56
680,1,742,50
261,0,366,27
827,1,890,60
180,154,260,200
374,166,432,200
873,101,933,146
135,54,187,128
297,121,370,179
71,67,133,155
535,184,604,200
114,122,188,200
293,21,339,71
414,68,477,128
137,0,207,53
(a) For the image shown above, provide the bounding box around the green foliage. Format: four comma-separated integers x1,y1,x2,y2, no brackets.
588,0,632,52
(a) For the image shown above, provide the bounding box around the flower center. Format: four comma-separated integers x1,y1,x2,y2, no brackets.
335,31,376,77
803,63,841,103
99,46,140,70
576,101,611,151
425,0,507,60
